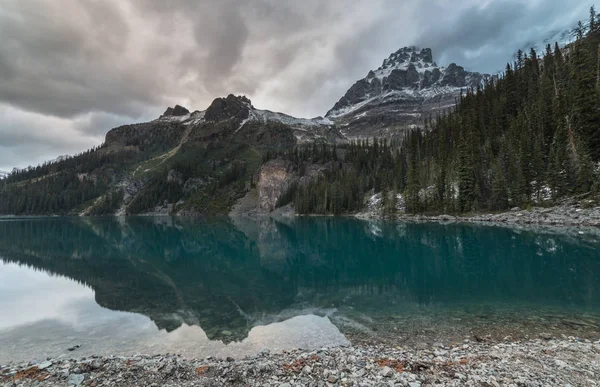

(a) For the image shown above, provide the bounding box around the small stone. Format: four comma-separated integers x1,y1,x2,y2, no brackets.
327,375,338,383
409,382,421,387
302,365,312,374
555,359,568,368
380,366,393,378
67,373,85,386
539,332,552,340
226,357,235,362
416,342,428,350
354,369,365,377
221,330,233,336
37,361,52,370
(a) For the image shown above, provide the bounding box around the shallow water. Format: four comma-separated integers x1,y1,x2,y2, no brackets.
0,216,599,363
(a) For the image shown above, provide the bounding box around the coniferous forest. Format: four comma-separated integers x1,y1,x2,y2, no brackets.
287,9,600,215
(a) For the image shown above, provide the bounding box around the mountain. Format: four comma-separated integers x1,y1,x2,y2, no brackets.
0,95,344,216
326,46,490,139
0,171,8,180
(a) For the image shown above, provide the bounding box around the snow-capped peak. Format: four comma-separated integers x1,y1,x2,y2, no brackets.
326,46,489,119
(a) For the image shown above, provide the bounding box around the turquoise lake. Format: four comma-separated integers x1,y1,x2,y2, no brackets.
0,216,599,363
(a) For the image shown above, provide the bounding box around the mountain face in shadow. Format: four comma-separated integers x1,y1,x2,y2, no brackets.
0,217,599,342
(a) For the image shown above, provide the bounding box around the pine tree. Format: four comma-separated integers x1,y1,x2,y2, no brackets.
490,158,509,211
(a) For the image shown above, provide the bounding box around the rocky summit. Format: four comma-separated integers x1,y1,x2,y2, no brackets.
326,46,490,139
161,104,190,117
205,94,253,122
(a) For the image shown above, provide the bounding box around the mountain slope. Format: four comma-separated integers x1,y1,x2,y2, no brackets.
326,46,490,139
0,95,343,216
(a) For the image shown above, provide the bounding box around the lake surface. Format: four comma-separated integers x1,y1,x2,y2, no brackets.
1,216,599,364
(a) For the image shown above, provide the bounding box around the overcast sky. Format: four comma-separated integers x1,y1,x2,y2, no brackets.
0,0,589,171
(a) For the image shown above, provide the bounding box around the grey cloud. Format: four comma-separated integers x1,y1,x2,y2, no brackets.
414,0,589,73
0,0,590,170
0,0,166,118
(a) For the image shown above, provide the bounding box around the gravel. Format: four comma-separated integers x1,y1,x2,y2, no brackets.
357,199,600,228
2,337,599,386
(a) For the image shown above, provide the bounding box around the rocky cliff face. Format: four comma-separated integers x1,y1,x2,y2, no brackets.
257,159,295,212
326,46,490,139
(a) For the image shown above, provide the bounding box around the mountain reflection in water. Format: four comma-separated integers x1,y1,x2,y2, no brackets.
0,216,599,361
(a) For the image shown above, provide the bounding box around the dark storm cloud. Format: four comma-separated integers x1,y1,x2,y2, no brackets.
414,0,589,73
0,0,157,118
0,0,590,171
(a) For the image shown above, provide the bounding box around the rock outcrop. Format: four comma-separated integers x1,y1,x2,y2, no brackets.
161,105,190,117
205,95,252,122
167,170,184,185
257,160,295,212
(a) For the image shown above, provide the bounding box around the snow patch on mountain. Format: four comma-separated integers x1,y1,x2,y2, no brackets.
226,104,338,142
0,170,9,179
253,109,333,129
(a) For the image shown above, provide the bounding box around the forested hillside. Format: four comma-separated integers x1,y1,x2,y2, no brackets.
402,8,600,214
286,10,600,216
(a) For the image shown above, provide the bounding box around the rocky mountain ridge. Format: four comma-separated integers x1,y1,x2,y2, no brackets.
326,46,491,139
0,94,345,216
150,94,342,144
0,46,491,216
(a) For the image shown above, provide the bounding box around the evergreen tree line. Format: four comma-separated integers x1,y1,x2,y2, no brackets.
0,149,147,215
283,139,407,214
284,11,600,215
402,9,600,213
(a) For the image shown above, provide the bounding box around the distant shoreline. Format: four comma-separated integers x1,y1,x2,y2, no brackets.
354,201,600,228
2,199,600,229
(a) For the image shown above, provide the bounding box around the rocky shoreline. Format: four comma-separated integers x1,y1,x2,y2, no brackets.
2,337,599,386
356,199,600,228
